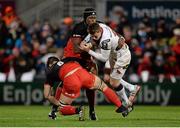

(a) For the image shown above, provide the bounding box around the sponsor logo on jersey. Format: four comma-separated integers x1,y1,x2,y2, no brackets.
73,34,81,37
101,39,110,50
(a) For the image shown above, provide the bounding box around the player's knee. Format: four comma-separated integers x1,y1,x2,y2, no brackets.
93,76,106,91
44,94,50,100
110,79,120,88
99,82,107,91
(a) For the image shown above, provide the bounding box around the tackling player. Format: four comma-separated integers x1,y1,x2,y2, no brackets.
44,56,130,121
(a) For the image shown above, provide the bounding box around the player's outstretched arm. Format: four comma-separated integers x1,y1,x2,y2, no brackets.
44,84,61,106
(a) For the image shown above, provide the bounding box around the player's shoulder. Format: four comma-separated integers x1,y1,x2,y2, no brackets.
99,23,111,47
73,21,87,30
72,21,87,37
99,22,108,29
101,27,111,40
100,31,111,50
99,23,112,38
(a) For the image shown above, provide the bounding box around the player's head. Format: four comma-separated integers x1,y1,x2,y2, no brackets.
46,56,59,70
88,22,102,41
83,8,96,25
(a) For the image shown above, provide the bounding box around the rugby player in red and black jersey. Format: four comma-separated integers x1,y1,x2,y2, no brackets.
48,8,99,120
44,56,129,121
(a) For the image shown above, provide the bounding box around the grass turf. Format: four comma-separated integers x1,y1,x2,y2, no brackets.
0,105,180,127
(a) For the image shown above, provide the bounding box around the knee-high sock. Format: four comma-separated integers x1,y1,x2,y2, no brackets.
59,105,77,115
115,85,129,105
120,79,135,92
55,87,62,100
103,87,122,107
86,89,95,112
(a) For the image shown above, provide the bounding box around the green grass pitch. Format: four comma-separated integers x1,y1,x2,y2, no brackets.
0,105,180,127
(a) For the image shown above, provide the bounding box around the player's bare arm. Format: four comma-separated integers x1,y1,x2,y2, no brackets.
72,37,83,53
44,84,61,106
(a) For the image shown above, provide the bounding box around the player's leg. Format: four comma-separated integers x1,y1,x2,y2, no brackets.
120,79,141,103
77,68,129,116
48,82,63,120
85,89,97,120
85,61,98,120
90,75,129,115
110,68,132,107
58,93,85,121
110,78,135,117
104,59,140,94
103,69,140,105
58,74,85,121
104,61,135,116
116,46,141,104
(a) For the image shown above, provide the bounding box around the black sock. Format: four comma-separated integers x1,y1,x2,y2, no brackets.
75,107,80,114
114,84,123,91
86,89,95,113
52,105,58,113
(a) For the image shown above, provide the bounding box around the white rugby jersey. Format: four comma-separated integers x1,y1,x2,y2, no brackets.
84,23,121,62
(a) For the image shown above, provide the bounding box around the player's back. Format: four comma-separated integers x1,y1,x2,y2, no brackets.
63,38,81,58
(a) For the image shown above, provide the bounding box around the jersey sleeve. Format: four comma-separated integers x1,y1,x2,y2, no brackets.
44,73,54,86
44,68,54,87
88,39,111,62
88,49,110,62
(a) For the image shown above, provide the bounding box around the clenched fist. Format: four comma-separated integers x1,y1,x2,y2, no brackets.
79,41,92,52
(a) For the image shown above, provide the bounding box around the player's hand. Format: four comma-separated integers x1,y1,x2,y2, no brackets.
79,41,92,52
119,36,125,44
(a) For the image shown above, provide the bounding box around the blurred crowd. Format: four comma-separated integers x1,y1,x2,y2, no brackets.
0,6,180,83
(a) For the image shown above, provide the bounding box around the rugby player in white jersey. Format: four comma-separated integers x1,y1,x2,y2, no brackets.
80,22,141,109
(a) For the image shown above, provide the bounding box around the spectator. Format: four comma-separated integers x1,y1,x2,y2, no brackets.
164,56,180,83
2,6,17,27
137,55,152,83
15,32,27,49
122,26,133,44
130,39,143,73
171,28,180,66
0,5,2,17
1,7,180,83
40,24,52,44
156,17,170,39
46,36,56,53
0,18,9,48
14,41,35,81
136,22,148,49
152,51,165,83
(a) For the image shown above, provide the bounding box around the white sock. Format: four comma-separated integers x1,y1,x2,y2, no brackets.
120,79,136,92
116,86,129,105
